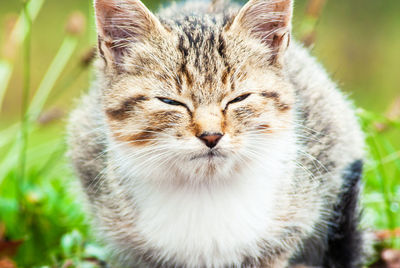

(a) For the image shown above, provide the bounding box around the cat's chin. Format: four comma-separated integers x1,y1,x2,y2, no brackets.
189,149,227,161
168,151,240,184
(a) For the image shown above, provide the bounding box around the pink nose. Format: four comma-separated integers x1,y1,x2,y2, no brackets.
198,133,223,148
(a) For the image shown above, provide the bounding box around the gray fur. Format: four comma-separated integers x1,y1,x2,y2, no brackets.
68,1,366,267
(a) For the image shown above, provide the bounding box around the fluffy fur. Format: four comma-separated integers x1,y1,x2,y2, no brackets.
68,0,366,267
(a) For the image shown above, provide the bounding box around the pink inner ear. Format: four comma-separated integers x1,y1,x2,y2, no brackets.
242,0,292,43
235,0,292,63
96,1,134,41
95,0,157,43
94,0,161,67
95,0,120,29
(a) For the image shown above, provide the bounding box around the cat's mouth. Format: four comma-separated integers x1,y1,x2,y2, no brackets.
190,149,226,161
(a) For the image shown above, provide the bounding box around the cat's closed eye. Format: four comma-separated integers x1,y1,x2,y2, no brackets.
226,93,251,109
157,97,186,107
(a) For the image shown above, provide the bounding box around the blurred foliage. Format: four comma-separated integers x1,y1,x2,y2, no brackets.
0,0,399,266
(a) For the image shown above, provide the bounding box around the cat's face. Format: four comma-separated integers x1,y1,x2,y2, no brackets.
96,0,295,183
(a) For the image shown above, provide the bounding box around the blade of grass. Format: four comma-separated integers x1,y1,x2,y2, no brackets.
382,138,400,171
0,37,80,184
0,124,20,149
47,48,95,103
10,0,45,44
18,0,33,206
36,142,66,177
0,15,83,151
299,0,326,46
0,61,13,109
370,133,396,248
365,150,400,172
0,43,84,150
0,129,62,183
0,0,45,110
28,36,78,119
382,137,400,248
0,37,81,184
0,144,20,181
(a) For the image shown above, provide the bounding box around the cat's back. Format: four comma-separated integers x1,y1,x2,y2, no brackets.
286,42,364,174
68,86,107,195
284,43,366,266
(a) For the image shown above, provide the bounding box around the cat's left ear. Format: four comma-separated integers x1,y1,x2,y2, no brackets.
228,0,293,65
94,0,167,70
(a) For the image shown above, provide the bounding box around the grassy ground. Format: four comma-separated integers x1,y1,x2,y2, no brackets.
0,0,399,266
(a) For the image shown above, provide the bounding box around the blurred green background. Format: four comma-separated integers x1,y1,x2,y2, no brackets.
0,0,399,266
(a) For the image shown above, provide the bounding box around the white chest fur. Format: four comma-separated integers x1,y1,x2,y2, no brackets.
105,130,299,267
128,159,294,267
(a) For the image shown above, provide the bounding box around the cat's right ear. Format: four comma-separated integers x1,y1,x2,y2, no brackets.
228,0,293,66
94,0,166,70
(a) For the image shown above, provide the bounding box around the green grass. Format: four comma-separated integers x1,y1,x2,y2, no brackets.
0,1,101,266
360,109,400,250
0,0,399,266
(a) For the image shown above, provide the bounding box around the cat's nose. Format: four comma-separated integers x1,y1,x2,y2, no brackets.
198,132,223,149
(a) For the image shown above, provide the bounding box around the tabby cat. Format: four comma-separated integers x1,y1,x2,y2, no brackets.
68,0,366,266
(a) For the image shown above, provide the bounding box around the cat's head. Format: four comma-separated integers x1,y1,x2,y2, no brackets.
95,0,296,185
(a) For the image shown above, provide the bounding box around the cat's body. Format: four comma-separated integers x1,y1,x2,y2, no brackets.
68,0,366,267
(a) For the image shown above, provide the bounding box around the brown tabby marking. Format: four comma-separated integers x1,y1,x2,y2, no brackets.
106,95,148,120
261,91,290,111
179,63,194,88
127,129,156,146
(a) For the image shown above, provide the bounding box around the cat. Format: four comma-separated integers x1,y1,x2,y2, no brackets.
67,0,367,267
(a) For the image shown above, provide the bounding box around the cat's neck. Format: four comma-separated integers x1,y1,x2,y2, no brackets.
126,159,296,266
106,137,297,265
